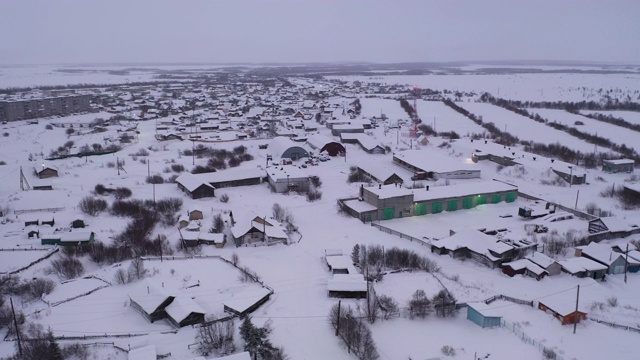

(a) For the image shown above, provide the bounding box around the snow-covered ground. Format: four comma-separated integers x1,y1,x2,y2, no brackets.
330,73,640,102
1,72,640,360
581,110,640,126
458,102,611,153
528,108,639,149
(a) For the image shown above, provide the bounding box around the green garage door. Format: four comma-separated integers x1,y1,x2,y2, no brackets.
491,194,502,204
431,202,443,214
415,203,427,216
505,192,516,203
382,208,395,220
447,200,458,211
477,195,487,205
463,197,473,209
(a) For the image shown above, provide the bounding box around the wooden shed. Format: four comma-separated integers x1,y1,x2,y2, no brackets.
538,301,587,325
223,288,272,318
176,173,216,199
602,159,634,173
34,165,58,179
164,296,206,328
129,286,175,323
327,274,367,299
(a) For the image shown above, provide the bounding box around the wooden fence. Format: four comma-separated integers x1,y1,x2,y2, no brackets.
14,207,65,215
370,222,431,248
2,248,59,275
589,316,640,334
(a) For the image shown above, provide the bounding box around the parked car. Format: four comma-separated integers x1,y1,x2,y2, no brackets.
318,154,330,162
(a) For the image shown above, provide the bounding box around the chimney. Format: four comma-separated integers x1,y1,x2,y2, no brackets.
484,140,488,144
229,211,235,226
378,184,382,189
551,159,555,163
533,157,536,161
426,185,429,191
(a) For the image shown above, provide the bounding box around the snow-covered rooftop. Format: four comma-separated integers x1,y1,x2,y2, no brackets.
394,149,478,174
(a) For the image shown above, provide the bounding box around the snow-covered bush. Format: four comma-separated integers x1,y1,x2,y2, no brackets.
441,345,456,356
78,196,108,216
48,256,84,280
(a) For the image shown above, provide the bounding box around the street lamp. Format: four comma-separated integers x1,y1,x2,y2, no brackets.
568,166,573,187
286,174,290,193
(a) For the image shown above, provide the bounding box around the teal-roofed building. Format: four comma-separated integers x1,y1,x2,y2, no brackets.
41,231,95,246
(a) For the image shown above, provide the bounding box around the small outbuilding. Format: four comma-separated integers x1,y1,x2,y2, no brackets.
327,274,367,299
223,288,272,318
501,259,547,280
164,296,206,328
129,286,175,323
526,252,562,276
538,300,587,325
176,173,216,199
35,165,58,179
466,302,502,328
602,159,634,173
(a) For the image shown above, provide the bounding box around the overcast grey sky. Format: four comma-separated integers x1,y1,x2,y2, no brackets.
1,0,638,65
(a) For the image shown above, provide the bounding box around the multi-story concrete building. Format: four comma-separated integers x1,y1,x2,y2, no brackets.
0,94,91,122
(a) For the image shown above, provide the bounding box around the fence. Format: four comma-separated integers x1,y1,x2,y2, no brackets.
14,207,65,215
483,294,533,307
142,255,276,296
2,248,59,275
516,191,597,221
0,248,50,252
44,284,110,307
501,319,564,360
370,222,431,248
589,316,640,334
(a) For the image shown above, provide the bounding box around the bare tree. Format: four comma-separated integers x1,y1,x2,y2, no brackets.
114,268,132,285
48,256,84,280
408,289,432,319
377,295,399,320
128,257,148,280
196,319,236,356
211,214,225,233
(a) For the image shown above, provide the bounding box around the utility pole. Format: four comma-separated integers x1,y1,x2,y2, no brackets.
573,285,580,334
335,300,341,336
575,189,580,209
10,298,22,356
147,161,150,177
117,157,120,176
624,243,629,284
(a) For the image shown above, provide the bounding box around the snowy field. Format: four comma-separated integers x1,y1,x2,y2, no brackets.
527,108,640,149
1,72,640,359
581,110,640,126
0,249,53,273
0,65,159,89
330,73,640,102
458,102,610,153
